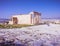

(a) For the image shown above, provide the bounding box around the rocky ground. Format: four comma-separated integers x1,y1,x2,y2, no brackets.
0,24,60,46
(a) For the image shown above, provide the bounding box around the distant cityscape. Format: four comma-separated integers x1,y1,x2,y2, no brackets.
0,17,60,22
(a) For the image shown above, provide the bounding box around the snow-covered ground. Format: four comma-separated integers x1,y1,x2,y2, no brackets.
0,24,60,46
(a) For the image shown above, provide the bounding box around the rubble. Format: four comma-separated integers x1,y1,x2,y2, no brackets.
0,24,60,46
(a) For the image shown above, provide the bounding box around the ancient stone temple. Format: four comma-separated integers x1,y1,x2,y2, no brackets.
9,11,41,25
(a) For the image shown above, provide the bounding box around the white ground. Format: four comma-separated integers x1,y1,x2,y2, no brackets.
0,24,60,46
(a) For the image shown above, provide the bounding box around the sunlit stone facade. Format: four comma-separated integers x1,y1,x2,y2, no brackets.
9,12,41,25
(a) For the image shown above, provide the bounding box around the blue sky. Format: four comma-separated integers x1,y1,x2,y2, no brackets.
0,0,60,18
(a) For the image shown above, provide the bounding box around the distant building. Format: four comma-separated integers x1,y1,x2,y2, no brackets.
42,19,60,24
9,12,41,25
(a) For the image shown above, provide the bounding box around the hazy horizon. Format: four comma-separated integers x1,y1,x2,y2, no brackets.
0,0,60,18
